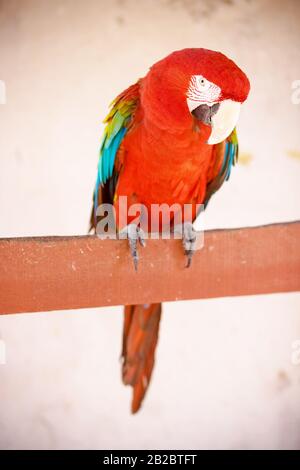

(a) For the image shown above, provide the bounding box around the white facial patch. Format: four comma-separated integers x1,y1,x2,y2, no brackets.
186,75,241,145
187,75,221,111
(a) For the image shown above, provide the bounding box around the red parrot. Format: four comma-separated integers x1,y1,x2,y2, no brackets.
91,48,250,413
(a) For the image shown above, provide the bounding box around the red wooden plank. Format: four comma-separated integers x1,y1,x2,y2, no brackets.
0,222,299,315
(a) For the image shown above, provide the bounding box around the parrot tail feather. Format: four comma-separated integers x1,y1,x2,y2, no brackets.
122,302,162,413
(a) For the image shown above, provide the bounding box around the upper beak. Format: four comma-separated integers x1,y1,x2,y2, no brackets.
188,99,241,145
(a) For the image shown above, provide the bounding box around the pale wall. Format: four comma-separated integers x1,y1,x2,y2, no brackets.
0,0,300,449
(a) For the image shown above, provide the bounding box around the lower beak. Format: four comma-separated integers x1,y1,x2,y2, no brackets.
189,99,241,145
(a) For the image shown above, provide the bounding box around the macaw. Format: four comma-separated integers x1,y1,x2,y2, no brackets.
91,48,250,413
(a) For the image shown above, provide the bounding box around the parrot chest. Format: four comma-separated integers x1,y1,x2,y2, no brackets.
117,124,214,207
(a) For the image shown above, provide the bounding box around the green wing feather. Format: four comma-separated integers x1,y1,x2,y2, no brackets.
93,83,140,217
204,128,239,209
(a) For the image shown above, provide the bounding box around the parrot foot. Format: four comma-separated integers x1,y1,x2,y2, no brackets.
182,222,197,268
120,223,146,271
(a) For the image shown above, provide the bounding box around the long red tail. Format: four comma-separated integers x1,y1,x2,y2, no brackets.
122,303,162,413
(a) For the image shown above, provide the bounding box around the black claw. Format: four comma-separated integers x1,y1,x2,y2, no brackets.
131,246,139,271
133,256,139,272
139,237,146,248
185,250,194,268
124,224,146,271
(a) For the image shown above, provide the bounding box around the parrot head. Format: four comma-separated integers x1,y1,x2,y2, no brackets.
142,48,250,144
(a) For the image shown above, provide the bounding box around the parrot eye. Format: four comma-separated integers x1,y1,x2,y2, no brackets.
196,76,210,91
186,75,221,107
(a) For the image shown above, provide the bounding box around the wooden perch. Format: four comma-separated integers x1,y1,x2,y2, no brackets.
0,221,299,315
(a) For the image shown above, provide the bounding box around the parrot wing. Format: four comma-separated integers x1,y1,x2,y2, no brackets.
203,128,239,209
91,81,141,227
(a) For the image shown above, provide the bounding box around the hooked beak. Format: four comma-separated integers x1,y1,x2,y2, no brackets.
188,99,241,145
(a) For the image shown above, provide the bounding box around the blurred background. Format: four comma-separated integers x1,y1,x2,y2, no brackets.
0,0,300,449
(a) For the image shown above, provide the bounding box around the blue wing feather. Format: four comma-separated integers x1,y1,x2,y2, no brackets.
93,97,138,220
91,81,140,229
94,127,127,216
203,129,239,209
